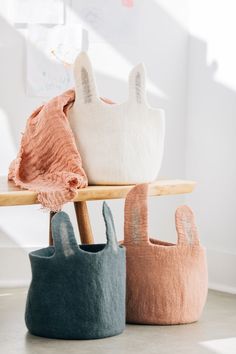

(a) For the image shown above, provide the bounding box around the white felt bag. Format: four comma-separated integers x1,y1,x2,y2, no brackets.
68,52,165,185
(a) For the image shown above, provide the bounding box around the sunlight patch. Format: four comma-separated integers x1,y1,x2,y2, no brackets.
200,337,236,354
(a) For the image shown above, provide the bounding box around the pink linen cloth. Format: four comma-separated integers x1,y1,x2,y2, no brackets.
8,89,88,211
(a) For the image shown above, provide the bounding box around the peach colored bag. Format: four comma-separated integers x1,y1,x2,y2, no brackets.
123,184,208,325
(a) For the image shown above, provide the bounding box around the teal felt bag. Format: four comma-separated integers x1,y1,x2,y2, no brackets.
25,202,126,339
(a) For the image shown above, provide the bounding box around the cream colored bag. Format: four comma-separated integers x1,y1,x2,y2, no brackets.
69,52,165,185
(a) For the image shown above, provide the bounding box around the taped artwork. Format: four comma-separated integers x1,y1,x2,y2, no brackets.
26,25,82,97
71,0,139,43
11,0,64,24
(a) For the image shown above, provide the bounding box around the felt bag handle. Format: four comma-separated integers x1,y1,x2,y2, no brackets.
73,52,99,104
124,184,200,247
51,202,119,256
128,63,147,105
74,51,148,107
102,202,119,251
175,205,200,246
124,183,149,245
51,211,79,257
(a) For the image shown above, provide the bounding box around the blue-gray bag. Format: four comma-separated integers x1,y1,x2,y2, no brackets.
25,202,126,339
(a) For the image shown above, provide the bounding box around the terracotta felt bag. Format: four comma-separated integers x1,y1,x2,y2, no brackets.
123,184,208,325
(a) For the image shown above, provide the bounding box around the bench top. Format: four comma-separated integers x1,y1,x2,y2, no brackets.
0,176,196,206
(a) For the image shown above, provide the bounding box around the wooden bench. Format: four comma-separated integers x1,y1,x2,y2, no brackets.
0,177,196,245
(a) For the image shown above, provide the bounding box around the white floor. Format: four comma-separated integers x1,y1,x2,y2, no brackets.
0,288,236,354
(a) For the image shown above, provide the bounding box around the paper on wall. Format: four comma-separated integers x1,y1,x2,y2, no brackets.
26,24,83,97
11,0,64,24
71,0,140,44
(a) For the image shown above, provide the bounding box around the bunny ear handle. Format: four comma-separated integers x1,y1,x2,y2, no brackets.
175,205,200,246
128,63,147,105
51,211,78,257
73,51,98,104
124,184,149,245
102,202,119,251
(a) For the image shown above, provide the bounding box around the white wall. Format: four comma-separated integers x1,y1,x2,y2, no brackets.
0,1,189,286
3,1,235,294
186,0,236,293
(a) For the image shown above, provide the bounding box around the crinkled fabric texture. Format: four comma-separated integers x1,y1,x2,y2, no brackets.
122,183,208,325
8,90,87,211
25,204,126,339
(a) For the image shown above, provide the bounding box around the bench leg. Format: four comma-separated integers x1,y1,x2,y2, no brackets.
49,211,56,246
74,201,94,244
